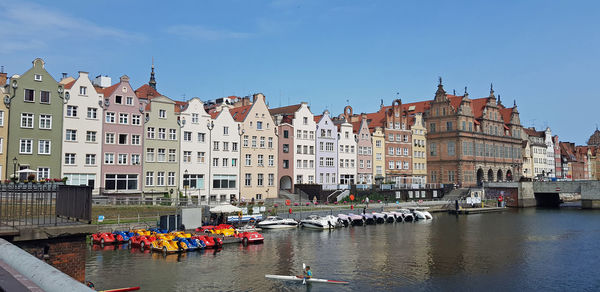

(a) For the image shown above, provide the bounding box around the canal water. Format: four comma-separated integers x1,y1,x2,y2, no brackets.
86,207,600,291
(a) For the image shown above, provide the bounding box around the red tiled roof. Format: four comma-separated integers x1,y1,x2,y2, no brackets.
174,101,187,113
64,80,76,89
281,115,293,124
470,98,489,119
135,84,161,99
209,110,220,119
269,104,302,115
229,105,253,122
524,128,544,137
499,107,513,124
314,115,322,123
102,83,120,98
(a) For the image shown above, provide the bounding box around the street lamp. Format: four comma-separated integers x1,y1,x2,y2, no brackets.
12,157,18,182
184,169,189,199
237,124,245,203
207,120,214,204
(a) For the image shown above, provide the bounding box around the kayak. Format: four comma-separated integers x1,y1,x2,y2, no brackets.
265,274,349,284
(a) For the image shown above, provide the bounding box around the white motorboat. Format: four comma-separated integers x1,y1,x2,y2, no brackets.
336,214,350,227
300,215,340,230
389,211,404,222
371,212,386,224
257,216,298,229
410,207,433,220
381,212,396,223
398,209,415,222
347,213,365,226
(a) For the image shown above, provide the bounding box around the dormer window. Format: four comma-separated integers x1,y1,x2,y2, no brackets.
79,86,87,95
34,74,42,81
115,96,122,104
126,97,133,105
159,109,166,119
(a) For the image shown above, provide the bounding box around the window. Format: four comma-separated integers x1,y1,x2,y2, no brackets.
222,158,228,167
223,126,229,135
191,113,199,123
105,112,115,123
21,113,33,128
283,130,289,138
260,137,265,148
257,174,264,186
40,91,50,103
183,151,192,163
430,143,437,156
159,109,166,119
115,96,123,104
156,172,165,186
213,141,219,151
223,142,229,151
257,121,263,130
404,148,409,156
183,131,192,141
105,133,115,144
257,155,264,166
196,152,205,163
243,135,248,146
34,74,42,81
39,114,52,129
251,136,257,148
104,174,138,191
447,142,455,156
430,123,436,132
232,158,237,167
0,111,3,126
446,121,453,131
66,105,78,117
118,154,127,165
119,113,129,124
86,154,96,165
268,174,274,186
283,160,289,169
232,142,238,152
24,89,35,102
168,149,176,162
86,107,97,119
169,129,176,140
65,129,77,141
198,133,205,142
132,154,140,165
245,174,252,186
157,148,166,162
132,114,141,125
185,174,206,189
268,137,273,148
376,153,382,161
126,97,133,105
118,134,128,145
104,153,114,164
167,172,175,186
37,168,50,180
39,140,51,155
245,154,251,166
145,172,154,186
268,155,274,166
131,135,140,145
147,127,155,139
146,148,155,162
158,128,166,139
404,162,409,169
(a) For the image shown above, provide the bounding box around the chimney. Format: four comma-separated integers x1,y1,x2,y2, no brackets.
0,72,7,86
62,73,67,80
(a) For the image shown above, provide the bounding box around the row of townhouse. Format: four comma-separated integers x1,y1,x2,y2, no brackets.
2,58,598,204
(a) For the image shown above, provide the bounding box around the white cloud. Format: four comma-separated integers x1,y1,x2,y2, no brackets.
163,25,252,41
0,1,144,53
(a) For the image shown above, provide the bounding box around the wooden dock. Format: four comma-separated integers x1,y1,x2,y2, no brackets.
448,207,506,215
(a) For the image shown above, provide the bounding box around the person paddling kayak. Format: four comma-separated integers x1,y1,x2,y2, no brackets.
302,266,312,280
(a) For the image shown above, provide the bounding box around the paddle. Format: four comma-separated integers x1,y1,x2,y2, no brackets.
302,263,306,284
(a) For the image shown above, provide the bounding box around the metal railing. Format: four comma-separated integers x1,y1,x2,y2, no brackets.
0,184,92,229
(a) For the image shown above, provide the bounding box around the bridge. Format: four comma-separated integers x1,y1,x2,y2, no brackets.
483,181,600,208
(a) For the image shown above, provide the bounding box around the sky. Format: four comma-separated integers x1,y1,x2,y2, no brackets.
0,0,599,144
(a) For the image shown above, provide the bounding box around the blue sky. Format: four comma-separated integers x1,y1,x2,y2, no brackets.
0,0,598,144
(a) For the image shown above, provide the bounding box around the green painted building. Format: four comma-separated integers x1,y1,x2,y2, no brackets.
6,58,65,181
141,95,181,196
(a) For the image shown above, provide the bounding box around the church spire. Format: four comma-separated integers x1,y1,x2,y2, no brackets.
435,76,446,101
149,58,157,90
489,82,495,98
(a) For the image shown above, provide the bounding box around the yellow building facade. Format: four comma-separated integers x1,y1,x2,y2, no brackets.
371,127,385,182
411,113,427,185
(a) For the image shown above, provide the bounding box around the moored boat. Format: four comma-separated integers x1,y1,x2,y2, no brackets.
336,214,350,227
257,216,298,229
300,215,340,230
371,212,386,224
347,213,365,226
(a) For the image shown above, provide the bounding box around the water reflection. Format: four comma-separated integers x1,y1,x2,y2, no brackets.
86,208,600,291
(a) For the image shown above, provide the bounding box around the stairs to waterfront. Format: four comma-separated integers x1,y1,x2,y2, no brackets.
442,188,471,209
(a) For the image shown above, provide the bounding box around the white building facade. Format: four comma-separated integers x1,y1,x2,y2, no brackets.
179,98,211,200
208,107,240,203
544,127,556,178
337,121,357,186
292,103,316,185
60,72,103,194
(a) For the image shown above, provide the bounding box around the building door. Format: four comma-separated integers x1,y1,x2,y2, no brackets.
476,168,484,186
